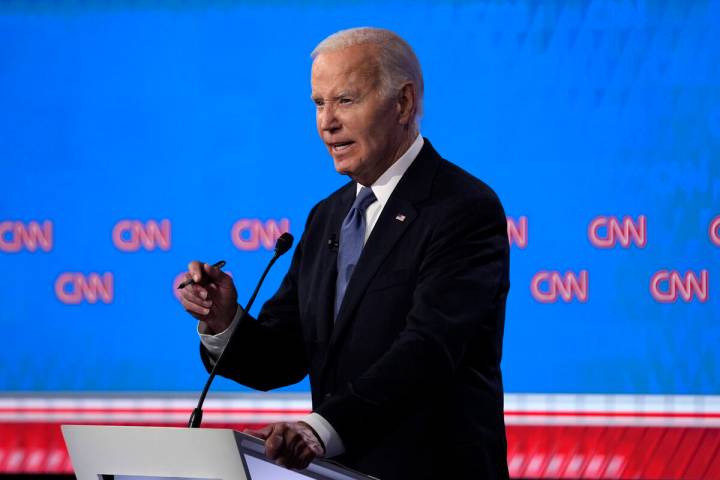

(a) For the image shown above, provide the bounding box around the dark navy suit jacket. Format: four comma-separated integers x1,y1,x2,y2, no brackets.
202,140,510,479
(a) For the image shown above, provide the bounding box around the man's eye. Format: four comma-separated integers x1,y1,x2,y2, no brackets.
339,98,353,105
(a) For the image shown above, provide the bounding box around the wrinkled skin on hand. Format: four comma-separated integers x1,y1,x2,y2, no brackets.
246,422,325,470
178,261,238,334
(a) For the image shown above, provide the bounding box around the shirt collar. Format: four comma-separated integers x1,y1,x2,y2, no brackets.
356,134,424,206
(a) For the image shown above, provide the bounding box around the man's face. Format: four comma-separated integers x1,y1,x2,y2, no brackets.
311,45,407,186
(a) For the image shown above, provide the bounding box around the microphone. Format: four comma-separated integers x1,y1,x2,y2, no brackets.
188,232,295,428
327,234,339,251
275,231,294,256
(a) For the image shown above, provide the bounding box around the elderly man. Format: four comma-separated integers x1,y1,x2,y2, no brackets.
179,27,510,479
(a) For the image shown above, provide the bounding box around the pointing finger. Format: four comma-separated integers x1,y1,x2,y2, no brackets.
187,261,204,283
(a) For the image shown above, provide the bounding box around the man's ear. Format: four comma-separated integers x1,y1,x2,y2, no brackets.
397,82,417,126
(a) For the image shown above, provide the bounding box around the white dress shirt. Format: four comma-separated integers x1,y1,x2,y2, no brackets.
198,134,424,457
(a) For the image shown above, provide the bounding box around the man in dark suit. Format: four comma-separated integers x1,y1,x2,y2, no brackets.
179,27,510,479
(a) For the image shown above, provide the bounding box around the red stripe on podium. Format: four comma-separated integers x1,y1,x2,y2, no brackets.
2,421,720,478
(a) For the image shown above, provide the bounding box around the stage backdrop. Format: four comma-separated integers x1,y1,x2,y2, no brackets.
1,0,719,478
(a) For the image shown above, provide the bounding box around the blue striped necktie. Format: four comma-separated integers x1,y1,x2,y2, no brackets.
335,186,377,318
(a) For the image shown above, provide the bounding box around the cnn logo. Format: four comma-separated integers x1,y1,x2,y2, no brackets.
0,220,53,253
232,218,290,251
507,216,527,249
710,216,720,246
588,215,646,248
531,270,589,303
650,270,709,303
112,219,171,252
55,272,114,304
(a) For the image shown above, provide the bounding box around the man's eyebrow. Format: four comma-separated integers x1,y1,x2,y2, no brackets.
310,91,359,103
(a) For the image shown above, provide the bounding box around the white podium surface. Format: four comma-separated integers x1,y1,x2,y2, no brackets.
63,425,246,480
62,425,376,480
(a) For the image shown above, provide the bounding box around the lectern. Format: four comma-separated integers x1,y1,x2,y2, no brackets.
62,425,376,480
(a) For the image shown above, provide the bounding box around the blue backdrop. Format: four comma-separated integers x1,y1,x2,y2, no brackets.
1,0,718,395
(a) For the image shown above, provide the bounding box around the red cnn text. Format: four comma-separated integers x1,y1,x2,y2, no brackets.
0,220,53,253
231,218,290,251
588,215,647,248
531,270,589,303
55,272,114,304
507,216,528,249
710,216,720,246
112,219,171,252
650,270,709,303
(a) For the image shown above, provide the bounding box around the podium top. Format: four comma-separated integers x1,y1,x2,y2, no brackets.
62,425,377,480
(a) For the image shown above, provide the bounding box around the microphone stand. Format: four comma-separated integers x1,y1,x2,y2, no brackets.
188,233,294,428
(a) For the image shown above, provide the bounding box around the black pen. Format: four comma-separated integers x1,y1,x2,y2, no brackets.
177,260,226,289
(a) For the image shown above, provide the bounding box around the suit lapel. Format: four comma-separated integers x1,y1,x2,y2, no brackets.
326,139,441,352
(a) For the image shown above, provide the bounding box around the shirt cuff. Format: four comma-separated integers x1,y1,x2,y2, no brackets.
197,305,242,362
302,412,345,458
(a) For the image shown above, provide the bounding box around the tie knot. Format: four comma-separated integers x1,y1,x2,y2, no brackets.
353,187,377,214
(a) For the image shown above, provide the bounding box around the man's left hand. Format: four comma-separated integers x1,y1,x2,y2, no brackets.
245,421,325,470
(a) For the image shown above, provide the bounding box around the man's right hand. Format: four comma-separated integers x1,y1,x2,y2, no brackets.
178,261,238,335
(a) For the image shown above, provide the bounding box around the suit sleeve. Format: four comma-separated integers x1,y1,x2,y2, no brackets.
199,205,319,391
316,191,509,451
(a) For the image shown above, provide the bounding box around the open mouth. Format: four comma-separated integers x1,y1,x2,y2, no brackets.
331,141,355,153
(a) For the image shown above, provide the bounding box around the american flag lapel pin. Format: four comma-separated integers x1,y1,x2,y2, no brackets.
395,214,406,222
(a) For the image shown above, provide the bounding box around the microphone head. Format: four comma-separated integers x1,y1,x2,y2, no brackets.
275,232,294,256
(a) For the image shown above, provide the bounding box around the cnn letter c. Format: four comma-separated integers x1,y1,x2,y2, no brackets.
650,270,676,303
588,216,613,248
530,271,556,303
710,216,720,246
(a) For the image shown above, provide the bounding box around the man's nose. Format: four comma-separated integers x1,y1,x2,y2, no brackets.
318,104,341,132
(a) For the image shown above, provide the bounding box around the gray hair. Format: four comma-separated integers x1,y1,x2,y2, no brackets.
311,27,424,124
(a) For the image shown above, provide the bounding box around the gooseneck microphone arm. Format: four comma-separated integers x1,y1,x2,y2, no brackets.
188,232,295,428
